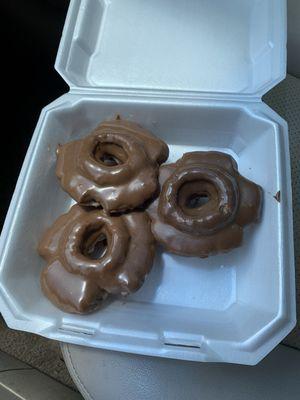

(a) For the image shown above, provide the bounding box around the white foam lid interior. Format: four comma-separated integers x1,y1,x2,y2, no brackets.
56,0,286,96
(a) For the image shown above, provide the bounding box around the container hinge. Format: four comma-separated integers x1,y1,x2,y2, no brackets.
68,86,263,103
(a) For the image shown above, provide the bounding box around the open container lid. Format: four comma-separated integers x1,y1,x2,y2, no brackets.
56,0,286,97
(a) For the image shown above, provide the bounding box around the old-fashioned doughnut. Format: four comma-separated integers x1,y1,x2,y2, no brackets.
56,119,169,212
148,152,262,257
38,205,155,314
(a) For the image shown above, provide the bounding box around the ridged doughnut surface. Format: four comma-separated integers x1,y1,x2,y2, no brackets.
148,152,262,257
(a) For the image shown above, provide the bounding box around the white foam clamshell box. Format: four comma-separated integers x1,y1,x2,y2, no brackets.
0,0,296,365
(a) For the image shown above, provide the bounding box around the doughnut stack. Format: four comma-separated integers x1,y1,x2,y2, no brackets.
38,117,262,314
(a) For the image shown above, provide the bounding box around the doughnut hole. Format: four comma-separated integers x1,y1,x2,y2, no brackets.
186,193,210,208
81,227,109,260
93,142,128,166
177,180,218,217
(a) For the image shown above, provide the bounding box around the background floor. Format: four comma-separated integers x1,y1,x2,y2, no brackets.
0,317,76,390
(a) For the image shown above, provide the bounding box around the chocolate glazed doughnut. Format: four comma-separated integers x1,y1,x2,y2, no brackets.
38,205,155,314
148,152,262,257
56,119,169,212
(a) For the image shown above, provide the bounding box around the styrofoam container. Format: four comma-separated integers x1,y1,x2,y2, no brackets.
0,0,295,365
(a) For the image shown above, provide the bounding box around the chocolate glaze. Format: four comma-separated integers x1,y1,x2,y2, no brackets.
56,119,169,212
38,205,155,314
148,152,262,257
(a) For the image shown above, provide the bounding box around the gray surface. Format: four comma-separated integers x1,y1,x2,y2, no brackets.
62,344,300,400
0,350,82,400
0,350,31,371
0,317,76,390
0,370,82,400
287,0,300,78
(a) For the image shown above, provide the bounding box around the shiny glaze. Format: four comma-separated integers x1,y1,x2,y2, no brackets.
38,205,155,314
148,152,262,257
56,119,169,212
